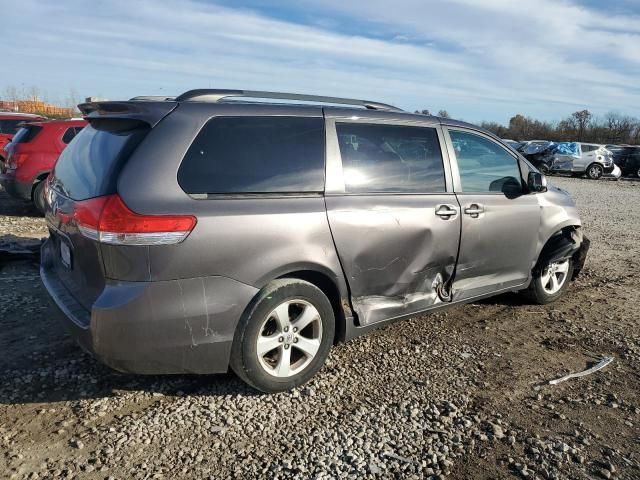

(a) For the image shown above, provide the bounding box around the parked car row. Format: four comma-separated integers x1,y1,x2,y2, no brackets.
20,89,589,392
502,138,637,179
0,114,86,212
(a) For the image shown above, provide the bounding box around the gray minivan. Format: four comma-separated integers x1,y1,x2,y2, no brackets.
41,90,589,392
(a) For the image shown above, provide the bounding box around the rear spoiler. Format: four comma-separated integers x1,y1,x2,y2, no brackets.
78,101,178,128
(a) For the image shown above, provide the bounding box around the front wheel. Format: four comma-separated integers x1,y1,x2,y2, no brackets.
586,163,603,180
525,258,574,304
230,279,335,393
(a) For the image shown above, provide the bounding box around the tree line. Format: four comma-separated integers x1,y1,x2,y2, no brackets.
415,108,640,146
481,110,640,145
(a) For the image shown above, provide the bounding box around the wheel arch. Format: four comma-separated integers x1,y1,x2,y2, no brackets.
534,225,588,280
30,170,50,199
275,268,352,345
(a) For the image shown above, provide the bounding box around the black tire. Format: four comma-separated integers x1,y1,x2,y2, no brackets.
539,164,550,174
32,181,47,215
230,279,335,393
586,163,603,180
636,166,640,179
524,258,574,304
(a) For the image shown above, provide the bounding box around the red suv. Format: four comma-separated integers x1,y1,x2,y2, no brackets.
0,112,46,160
1,119,87,212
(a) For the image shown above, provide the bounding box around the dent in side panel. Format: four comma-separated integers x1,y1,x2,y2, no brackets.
325,195,459,326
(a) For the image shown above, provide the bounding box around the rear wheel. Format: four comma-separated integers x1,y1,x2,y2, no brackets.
525,258,574,304
230,279,335,393
636,166,640,178
586,163,603,180
32,181,47,215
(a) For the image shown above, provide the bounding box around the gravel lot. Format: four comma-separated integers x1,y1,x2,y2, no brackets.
0,177,638,480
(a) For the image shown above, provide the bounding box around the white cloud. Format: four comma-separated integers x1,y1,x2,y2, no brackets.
1,0,639,123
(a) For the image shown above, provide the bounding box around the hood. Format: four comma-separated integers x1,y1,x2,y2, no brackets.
542,182,576,209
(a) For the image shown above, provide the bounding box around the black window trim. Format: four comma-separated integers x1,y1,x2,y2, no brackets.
443,126,526,195
325,117,455,196
178,114,327,198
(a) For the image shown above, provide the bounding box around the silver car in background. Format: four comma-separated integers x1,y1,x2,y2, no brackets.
550,142,620,179
41,89,589,392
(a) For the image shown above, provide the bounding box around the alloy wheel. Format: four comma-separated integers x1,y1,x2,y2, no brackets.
588,165,603,179
256,299,323,377
540,259,570,294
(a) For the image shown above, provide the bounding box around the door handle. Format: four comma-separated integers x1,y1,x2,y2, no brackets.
435,204,458,219
464,204,484,218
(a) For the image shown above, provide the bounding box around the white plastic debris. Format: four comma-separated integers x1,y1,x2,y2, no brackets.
548,356,614,385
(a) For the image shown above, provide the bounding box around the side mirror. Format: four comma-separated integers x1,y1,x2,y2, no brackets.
528,171,547,193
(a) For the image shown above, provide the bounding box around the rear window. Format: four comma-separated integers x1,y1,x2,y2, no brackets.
178,116,325,194
0,119,24,135
52,121,149,200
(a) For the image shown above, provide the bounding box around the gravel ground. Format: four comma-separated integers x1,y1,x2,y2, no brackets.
0,177,638,480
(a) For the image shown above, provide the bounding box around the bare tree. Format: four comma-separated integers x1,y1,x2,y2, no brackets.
64,87,83,111
437,110,450,118
571,110,592,141
27,85,40,101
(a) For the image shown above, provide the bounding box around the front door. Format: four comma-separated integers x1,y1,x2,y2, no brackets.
324,116,461,326
444,128,541,301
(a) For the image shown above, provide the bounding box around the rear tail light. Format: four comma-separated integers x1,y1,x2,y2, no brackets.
73,194,196,245
9,152,29,169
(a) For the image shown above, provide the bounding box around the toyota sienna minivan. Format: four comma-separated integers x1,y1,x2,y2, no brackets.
41,89,589,392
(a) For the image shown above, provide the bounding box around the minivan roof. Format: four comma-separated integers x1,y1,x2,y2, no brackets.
80,88,498,140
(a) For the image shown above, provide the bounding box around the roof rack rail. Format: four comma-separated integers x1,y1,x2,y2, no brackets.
129,96,176,101
174,89,402,112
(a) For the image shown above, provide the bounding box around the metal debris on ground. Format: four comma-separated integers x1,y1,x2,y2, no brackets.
548,356,614,385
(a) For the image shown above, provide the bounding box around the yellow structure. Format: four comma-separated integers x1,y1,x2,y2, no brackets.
0,99,74,117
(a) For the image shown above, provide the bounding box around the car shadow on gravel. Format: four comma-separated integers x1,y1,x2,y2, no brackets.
0,189,41,218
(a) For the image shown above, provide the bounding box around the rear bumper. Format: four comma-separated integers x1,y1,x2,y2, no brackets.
40,239,259,374
0,170,32,200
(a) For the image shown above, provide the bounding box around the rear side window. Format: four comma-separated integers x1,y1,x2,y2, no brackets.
52,121,149,200
178,116,325,194
449,130,522,194
336,123,445,193
61,126,83,144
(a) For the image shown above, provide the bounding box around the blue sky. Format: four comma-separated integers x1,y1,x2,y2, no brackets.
2,0,639,124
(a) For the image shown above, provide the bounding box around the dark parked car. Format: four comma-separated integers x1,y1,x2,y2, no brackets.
518,140,555,173
609,146,640,178
41,90,588,392
1,118,86,212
